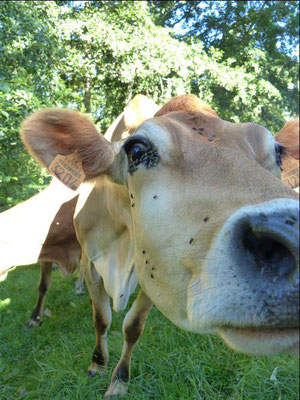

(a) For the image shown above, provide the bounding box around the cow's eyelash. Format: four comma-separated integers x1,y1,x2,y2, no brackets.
123,135,152,154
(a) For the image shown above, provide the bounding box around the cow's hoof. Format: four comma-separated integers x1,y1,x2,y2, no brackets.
87,362,107,377
43,308,52,317
75,286,84,295
104,380,128,398
26,317,43,328
75,279,84,295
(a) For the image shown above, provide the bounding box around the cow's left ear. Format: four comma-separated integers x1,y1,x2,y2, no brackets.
21,109,115,181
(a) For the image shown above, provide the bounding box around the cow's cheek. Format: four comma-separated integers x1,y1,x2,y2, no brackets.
134,247,194,331
130,186,193,329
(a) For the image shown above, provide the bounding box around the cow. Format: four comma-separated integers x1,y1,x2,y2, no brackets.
275,119,299,192
20,94,299,398
0,179,82,326
0,95,158,327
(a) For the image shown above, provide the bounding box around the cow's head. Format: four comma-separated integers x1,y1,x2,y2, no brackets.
275,119,299,191
21,94,299,356
275,119,299,160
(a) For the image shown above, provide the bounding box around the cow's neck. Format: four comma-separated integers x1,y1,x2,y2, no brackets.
74,177,131,254
74,177,136,311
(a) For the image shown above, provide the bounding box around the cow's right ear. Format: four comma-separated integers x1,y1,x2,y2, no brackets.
21,109,115,182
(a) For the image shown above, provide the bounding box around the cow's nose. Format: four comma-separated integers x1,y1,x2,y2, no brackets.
241,212,299,282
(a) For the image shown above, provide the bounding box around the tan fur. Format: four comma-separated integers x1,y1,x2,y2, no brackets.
154,94,219,117
275,119,299,190
0,179,82,325
21,109,114,178
105,94,159,142
19,94,299,396
0,180,80,275
275,119,299,159
38,195,81,274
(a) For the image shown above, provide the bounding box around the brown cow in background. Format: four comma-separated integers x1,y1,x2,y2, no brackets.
275,119,299,192
0,180,82,326
275,119,299,159
0,95,158,328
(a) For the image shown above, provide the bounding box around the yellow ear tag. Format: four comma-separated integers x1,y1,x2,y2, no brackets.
49,152,86,190
281,156,299,189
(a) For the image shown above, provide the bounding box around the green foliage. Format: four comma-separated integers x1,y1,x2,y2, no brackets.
0,76,53,211
150,1,299,54
0,265,299,399
150,1,299,120
0,1,64,211
0,1,299,210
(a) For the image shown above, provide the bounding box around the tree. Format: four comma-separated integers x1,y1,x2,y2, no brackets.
150,1,299,119
1,1,298,210
0,1,63,210
150,1,299,56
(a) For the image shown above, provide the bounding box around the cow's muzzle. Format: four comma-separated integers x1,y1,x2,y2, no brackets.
240,209,299,285
187,199,299,355
220,198,299,328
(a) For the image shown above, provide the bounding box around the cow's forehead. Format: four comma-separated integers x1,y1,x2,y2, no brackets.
135,111,275,162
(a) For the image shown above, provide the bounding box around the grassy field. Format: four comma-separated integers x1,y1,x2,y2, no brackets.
0,264,298,400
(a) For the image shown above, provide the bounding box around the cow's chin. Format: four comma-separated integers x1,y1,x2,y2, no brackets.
217,327,299,356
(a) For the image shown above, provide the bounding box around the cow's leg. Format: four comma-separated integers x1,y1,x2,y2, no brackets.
75,262,85,295
82,253,112,376
104,290,152,398
27,261,52,327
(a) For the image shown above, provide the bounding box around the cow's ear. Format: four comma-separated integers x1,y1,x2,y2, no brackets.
21,109,115,181
123,94,159,132
105,94,159,142
154,94,218,117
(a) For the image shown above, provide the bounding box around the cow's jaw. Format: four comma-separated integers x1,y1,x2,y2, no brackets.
187,198,299,355
217,326,299,355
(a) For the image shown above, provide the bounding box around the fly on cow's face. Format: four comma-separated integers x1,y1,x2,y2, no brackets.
123,135,160,174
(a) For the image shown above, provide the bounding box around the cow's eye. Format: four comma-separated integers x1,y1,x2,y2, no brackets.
275,143,286,170
123,136,159,175
128,143,148,162
123,136,151,162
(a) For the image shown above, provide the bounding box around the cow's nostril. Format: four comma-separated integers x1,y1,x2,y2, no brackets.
242,228,296,279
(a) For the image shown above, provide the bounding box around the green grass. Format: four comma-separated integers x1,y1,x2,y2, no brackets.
0,265,298,400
